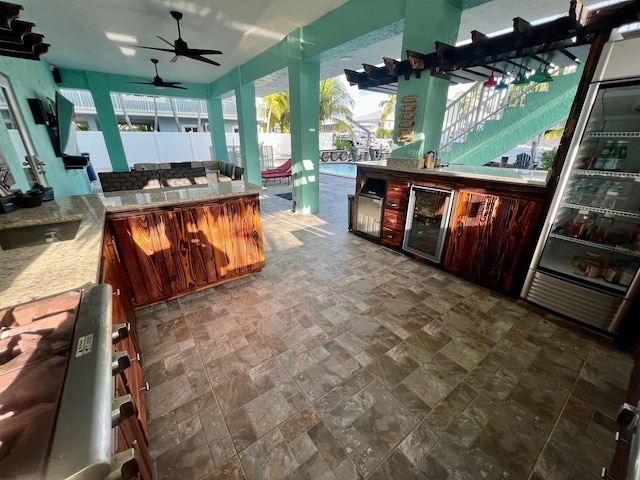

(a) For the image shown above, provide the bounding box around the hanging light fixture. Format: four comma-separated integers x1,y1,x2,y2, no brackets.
513,59,531,86
530,53,554,83
495,63,509,90
483,65,497,88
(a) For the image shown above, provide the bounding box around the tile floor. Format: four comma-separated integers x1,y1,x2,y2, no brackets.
137,174,633,480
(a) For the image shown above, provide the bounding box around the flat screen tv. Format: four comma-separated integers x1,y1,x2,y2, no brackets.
52,91,76,157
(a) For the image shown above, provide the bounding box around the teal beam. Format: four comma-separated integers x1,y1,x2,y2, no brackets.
302,0,406,60
288,31,320,215
59,68,209,99
207,97,228,161
232,68,260,186
393,0,462,159
84,71,129,172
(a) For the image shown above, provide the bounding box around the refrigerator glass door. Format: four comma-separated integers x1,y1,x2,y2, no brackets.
537,81,640,296
403,186,453,262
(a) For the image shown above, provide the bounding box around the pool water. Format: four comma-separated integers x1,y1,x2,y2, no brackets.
318,163,357,178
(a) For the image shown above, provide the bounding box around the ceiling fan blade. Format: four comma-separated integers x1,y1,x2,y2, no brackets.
162,82,183,86
127,81,154,85
130,45,176,53
165,84,188,90
156,36,176,49
186,48,222,55
188,54,220,66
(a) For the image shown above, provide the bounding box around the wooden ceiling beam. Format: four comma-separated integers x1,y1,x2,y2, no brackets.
343,0,639,92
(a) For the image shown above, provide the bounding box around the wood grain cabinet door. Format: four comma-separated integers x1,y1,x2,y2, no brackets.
443,191,542,295
156,209,209,294
233,196,265,274
200,196,265,281
109,215,171,307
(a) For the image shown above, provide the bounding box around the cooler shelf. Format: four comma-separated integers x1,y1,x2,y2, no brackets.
538,256,627,294
549,232,640,258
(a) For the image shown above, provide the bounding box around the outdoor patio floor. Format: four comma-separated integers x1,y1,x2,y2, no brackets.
137,173,632,480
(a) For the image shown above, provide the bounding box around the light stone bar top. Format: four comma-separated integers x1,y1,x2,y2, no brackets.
0,181,264,310
0,194,106,310
372,159,550,185
99,180,264,212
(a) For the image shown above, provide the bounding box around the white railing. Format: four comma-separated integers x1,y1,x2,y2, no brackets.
440,66,576,152
59,89,238,118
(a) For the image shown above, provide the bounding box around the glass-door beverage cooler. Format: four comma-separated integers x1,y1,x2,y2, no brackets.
403,186,453,262
522,35,640,333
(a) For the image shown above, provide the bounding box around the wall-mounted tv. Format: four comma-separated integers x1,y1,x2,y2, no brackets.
54,91,76,157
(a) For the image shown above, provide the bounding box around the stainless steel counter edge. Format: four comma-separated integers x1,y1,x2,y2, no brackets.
0,181,265,310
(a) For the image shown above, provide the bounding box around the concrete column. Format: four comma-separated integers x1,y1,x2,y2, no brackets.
393,0,462,159
207,96,228,160
84,71,128,171
232,68,260,186
288,30,320,214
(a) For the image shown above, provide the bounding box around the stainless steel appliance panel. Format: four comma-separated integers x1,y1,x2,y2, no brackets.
525,271,625,331
357,195,383,237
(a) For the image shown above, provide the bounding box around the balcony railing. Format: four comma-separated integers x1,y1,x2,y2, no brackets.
59,89,238,118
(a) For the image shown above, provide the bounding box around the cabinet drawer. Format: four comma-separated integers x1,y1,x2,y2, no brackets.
383,209,406,231
380,227,403,248
386,183,409,210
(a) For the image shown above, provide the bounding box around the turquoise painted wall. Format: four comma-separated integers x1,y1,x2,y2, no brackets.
393,0,462,159
288,31,321,214
0,58,91,196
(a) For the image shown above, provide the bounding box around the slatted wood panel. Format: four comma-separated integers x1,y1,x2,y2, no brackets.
107,195,265,307
110,215,170,306
193,206,220,283
114,374,153,480
443,191,542,296
101,232,148,437
240,196,266,271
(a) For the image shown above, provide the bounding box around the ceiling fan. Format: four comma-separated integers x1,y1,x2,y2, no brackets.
131,10,222,66
128,59,186,90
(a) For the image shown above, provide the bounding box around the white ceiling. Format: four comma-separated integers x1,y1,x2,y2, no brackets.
19,0,606,96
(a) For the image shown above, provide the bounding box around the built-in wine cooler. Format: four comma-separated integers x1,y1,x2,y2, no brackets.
403,186,453,262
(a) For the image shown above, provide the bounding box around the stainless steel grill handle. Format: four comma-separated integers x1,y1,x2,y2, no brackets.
106,449,140,480
111,394,136,428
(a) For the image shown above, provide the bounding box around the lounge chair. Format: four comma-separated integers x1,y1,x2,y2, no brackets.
261,158,292,185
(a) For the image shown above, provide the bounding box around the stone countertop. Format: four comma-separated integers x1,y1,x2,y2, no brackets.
0,194,107,310
99,180,265,212
364,160,550,186
0,180,265,310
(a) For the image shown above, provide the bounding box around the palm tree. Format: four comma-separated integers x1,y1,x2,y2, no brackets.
378,95,396,123
319,78,354,132
262,77,354,134
262,91,290,132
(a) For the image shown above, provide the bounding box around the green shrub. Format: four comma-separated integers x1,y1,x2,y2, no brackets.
334,138,351,150
540,149,557,170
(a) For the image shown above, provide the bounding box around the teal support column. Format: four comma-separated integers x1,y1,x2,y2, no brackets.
232,68,260,186
393,0,462,159
84,71,128,171
288,31,320,214
207,96,228,161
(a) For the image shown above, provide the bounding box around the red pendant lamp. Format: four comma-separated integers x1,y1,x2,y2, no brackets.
483,65,497,88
